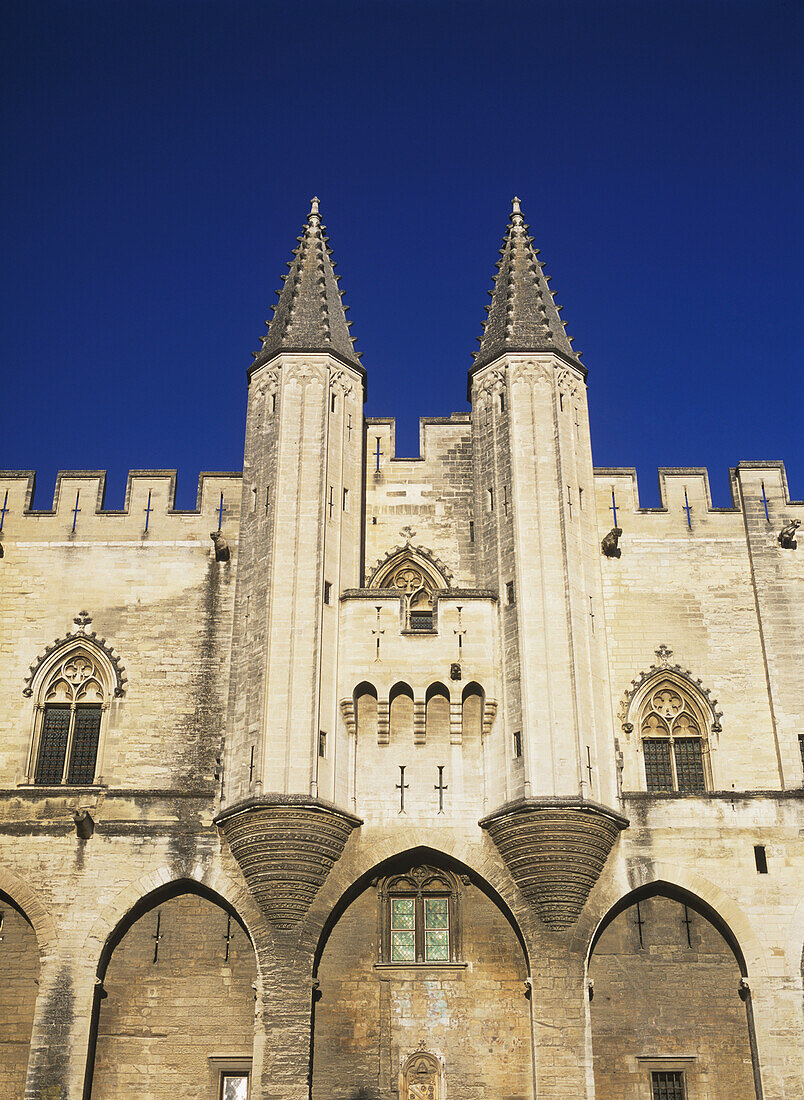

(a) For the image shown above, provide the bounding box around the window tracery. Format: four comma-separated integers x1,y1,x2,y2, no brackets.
369,548,448,632
28,647,114,786
639,682,708,794
377,866,461,964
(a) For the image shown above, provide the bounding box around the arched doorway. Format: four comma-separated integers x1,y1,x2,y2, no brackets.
0,889,40,1095
311,849,533,1099
588,884,757,1099
86,881,257,1099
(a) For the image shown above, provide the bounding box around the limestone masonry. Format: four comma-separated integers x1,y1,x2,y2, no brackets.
0,198,801,1100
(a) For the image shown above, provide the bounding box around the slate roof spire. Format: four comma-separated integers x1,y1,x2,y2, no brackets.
471,197,582,375
251,198,362,374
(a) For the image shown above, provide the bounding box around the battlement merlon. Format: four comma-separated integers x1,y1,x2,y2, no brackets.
593,462,802,528
0,470,243,541
365,413,472,465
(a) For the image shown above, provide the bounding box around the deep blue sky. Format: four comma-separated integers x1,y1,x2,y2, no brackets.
2,0,801,509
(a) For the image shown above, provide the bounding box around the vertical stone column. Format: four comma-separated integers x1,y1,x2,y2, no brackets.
252,941,317,1100
526,934,595,1099
24,954,96,1100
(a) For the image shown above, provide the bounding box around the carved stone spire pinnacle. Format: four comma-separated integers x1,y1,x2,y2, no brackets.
471,197,583,378
251,199,362,375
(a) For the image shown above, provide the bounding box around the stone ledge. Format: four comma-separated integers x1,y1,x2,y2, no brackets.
480,797,629,931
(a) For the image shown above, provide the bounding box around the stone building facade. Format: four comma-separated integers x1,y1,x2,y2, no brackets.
0,198,802,1100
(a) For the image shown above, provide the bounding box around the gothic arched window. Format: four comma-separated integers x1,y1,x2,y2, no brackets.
639,681,709,794
369,548,449,632
29,647,113,786
378,866,462,964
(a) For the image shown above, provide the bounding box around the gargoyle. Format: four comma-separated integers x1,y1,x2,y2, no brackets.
778,519,800,549
210,530,230,561
601,527,622,558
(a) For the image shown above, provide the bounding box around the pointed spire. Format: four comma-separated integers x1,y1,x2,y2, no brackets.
471,197,582,374
251,198,362,373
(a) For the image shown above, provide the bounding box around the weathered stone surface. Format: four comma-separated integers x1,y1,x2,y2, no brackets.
480,799,628,929
216,798,361,929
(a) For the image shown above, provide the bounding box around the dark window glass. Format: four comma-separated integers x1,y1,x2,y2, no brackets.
35,705,71,784
409,612,433,632
674,738,705,792
799,734,804,776
513,730,522,758
754,844,768,874
66,705,102,784
643,739,674,792
651,1070,686,1100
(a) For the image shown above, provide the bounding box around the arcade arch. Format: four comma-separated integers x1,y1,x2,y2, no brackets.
311,848,532,1099
85,880,257,1100
588,884,758,1100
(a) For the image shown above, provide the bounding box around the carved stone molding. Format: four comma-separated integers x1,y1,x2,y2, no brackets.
215,796,362,930
329,367,354,397
617,645,724,734
481,700,498,738
556,366,582,398
339,699,356,736
508,358,552,387
480,798,628,930
23,613,127,698
253,367,280,398
366,543,454,590
284,360,327,387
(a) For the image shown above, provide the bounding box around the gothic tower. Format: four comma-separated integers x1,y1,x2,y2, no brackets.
217,199,364,930
472,199,627,929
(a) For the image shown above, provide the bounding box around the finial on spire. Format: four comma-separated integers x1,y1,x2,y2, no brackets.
469,197,583,381
250,198,361,374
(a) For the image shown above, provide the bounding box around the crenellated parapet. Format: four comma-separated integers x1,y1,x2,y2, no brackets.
594,461,803,543
0,469,242,544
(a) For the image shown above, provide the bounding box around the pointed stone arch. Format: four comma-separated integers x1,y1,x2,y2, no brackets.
399,1048,445,1099
0,866,58,960
81,867,264,1100
617,646,723,735
23,615,127,699
368,544,452,592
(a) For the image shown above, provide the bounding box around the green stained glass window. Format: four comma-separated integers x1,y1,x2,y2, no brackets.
425,930,449,960
391,931,415,961
424,897,449,960
424,898,448,929
391,898,415,929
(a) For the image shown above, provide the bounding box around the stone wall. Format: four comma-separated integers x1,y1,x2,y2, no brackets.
92,892,257,1099
312,876,532,1100
0,902,39,1097
589,895,754,1099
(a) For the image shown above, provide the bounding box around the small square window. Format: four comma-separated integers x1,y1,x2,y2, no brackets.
318,731,328,759
220,1072,249,1100
651,1070,685,1100
323,581,331,605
